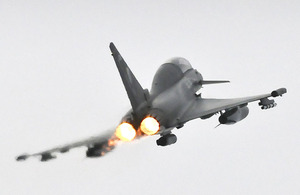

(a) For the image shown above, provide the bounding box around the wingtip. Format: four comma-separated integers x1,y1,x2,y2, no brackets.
16,154,29,161
271,88,287,97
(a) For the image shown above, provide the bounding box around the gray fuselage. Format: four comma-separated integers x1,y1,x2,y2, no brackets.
123,57,203,134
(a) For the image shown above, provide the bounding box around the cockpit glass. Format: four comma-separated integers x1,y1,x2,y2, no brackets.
165,57,192,73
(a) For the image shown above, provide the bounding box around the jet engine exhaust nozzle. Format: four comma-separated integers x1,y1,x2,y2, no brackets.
115,122,136,142
140,117,160,135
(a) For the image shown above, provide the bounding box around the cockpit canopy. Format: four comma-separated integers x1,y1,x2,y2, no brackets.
151,57,193,96
164,57,192,73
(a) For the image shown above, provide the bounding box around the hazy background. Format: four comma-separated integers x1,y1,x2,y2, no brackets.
1,0,299,194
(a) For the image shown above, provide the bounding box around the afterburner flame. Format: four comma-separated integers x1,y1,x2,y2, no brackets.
140,117,160,135
115,122,136,142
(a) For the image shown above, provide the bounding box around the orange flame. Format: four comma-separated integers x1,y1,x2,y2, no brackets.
140,117,160,135
115,122,136,142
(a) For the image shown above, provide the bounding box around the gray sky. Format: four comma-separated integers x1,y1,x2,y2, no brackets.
1,0,299,194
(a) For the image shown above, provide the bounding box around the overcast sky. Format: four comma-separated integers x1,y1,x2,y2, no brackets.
1,0,299,194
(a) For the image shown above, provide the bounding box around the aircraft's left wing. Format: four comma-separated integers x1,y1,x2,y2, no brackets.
16,129,117,161
179,88,287,124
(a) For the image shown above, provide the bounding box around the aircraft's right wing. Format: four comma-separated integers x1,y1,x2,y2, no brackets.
16,129,117,162
179,88,287,124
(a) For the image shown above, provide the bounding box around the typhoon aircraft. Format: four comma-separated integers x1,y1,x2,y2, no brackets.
16,43,287,161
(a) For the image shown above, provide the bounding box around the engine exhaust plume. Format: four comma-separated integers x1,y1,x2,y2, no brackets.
115,122,136,142
140,117,160,135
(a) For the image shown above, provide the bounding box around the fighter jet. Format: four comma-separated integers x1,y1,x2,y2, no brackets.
16,43,287,161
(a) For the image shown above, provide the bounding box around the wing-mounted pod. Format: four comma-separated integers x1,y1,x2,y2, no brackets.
259,88,287,110
40,153,56,161
259,98,277,110
86,143,104,158
219,104,249,125
86,140,115,158
271,88,287,97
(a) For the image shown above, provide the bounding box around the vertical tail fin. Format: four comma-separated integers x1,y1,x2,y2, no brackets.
109,42,147,113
